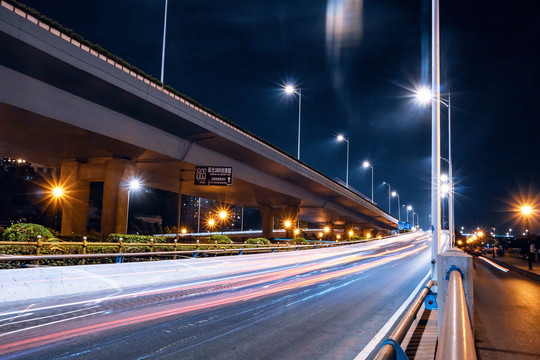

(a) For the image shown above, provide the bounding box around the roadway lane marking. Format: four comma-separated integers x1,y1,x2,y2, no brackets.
354,270,431,360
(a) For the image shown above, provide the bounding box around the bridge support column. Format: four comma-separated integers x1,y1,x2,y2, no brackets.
60,161,90,235
101,159,136,235
260,206,299,239
260,207,274,239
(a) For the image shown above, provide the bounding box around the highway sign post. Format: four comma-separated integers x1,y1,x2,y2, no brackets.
194,166,233,186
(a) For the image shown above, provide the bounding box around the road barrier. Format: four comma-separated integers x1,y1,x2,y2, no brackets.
0,238,373,266
435,268,477,360
373,280,435,360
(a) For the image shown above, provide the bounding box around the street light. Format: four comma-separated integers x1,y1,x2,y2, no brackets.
362,161,374,203
126,178,142,234
160,0,168,83
337,134,350,187
404,205,413,223
417,86,455,256
52,187,64,198
206,218,216,232
382,181,391,214
391,191,401,220
284,84,302,160
218,210,229,234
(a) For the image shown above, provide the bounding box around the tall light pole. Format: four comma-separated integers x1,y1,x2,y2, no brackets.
445,93,454,247
362,161,374,203
337,134,350,187
392,191,400,220
431,0,441,282
382,181,391,214
284,85,302,160
160,0,168,83
127,178,142,234
405,205,413,223
521,206,533,270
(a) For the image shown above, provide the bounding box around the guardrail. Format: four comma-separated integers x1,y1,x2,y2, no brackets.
0,238,369,266
373,280,435,360
436,269,477,360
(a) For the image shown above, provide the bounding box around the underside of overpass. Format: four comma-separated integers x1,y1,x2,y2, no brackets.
0,3,398,237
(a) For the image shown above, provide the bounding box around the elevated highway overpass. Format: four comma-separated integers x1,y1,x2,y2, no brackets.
0,2,397,236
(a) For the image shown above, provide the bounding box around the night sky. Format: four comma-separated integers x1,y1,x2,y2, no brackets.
16,0,540,233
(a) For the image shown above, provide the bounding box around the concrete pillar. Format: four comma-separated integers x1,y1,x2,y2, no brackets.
260,206,274,239
101,159,136,235
260,206,299,239
60,161,90,235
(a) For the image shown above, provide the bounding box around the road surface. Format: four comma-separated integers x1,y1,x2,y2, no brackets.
474,256,540,359
0,233,431,360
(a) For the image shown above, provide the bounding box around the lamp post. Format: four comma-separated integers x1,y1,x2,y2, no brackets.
405,205,413,223
382,181,391,214
337,134,350,187
521,206,533,270
219,210,228,235
284,85,302,160
392,191,400,220
160,0,168,83
362,161,374,203
127,179,142,234
52,186,65,232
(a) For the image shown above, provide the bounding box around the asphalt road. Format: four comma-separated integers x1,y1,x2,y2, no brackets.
0,233,431,360
474,256,540,359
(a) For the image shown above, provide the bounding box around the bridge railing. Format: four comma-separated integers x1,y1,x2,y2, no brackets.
435,268,477,360
373,280,435,360
0,236,382,266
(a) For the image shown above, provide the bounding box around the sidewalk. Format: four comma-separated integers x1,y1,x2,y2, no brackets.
484,252,540,282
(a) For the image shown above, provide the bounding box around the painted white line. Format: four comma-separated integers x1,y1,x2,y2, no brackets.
354,270,431,360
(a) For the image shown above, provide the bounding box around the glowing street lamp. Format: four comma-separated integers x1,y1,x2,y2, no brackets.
362,161,374,203
521,205,535,268
391,191,400,220
218,210,229,234
348,229,354,238
129,179,142,191
284,84,302,160
52,187,64,198
207,218,216,231
404,205,413,223
126,178,143,234
382,181,391,214
337,134,350,187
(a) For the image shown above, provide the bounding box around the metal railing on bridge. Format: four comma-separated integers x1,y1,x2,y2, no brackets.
436,268,477,360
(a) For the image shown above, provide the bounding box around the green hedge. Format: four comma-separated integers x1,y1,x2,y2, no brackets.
2,223,54,241
106,233,168,243
291,237,308,245
246,238,270,245
210,234,232,244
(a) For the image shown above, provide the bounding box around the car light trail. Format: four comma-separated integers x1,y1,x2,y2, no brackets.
479,256,509,272
0,243,428,355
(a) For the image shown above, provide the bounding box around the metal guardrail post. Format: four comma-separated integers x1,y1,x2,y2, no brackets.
82,236,87,265
435,270,477,360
